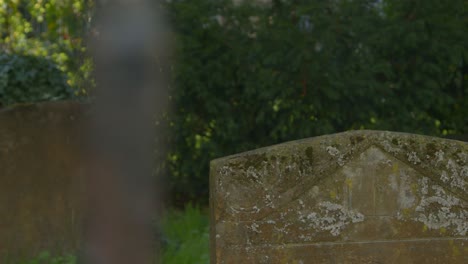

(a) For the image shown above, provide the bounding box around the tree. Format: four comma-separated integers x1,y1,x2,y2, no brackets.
166,0,468,204
2,0,466,205
0,0,94,94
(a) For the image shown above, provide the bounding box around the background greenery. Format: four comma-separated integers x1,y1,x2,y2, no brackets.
10,206,209,264
167,0,468,204
1,0,467,204
0,54,74,106
0,0,94,95
1,0,466,262
159,205,210,264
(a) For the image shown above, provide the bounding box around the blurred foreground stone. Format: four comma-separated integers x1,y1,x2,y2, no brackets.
0,101,87,260
210,130,468,263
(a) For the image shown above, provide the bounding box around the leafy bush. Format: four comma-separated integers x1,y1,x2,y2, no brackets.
166,0,468,204
0,0,93,93
0,54,75,107
1,0,466,206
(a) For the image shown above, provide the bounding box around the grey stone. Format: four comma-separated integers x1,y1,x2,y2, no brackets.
210,130,468,263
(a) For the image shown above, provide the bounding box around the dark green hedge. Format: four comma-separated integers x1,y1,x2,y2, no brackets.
166,0,468,205
0,54,74,107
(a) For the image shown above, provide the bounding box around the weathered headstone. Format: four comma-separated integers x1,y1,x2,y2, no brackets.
210,130,468,263
0,101,87,261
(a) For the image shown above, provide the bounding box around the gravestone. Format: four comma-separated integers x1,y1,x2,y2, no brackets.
0,101,87,261
210,130,468,263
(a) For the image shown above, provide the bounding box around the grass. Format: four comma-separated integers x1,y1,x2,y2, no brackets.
160,204,210,264
11,205,210,264
9,252,76,264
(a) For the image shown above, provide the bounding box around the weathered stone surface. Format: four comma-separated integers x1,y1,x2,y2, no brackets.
210,130,468,263
0,101,87,260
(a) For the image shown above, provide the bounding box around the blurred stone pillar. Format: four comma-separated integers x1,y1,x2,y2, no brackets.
83,1,168,263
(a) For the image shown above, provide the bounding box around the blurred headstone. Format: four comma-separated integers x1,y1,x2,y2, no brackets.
0,102,87,260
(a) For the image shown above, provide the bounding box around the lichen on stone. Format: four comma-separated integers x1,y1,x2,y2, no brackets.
413,183,467,236
248,222,262,234
407,151,421,164
326,146,346,166
298,201,364,236
211,130,468,261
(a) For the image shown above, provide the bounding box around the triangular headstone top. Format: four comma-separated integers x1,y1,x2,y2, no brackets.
210,130,468,263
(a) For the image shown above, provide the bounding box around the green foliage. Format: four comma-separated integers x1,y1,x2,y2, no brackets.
160,204,210,264
166,0,468,204
8,207,209,264
10,251,76,264
2,0,466,205
0,0,94,93
0,54,74,106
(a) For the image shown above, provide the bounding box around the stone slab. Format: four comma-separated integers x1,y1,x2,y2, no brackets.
210,130,468,263
0,102,87,260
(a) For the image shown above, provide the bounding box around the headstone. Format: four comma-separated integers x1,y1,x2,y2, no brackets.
0,101,87,261
210,130,468,263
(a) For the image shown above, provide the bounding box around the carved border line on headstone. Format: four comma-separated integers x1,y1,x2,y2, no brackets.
210,130,468,263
